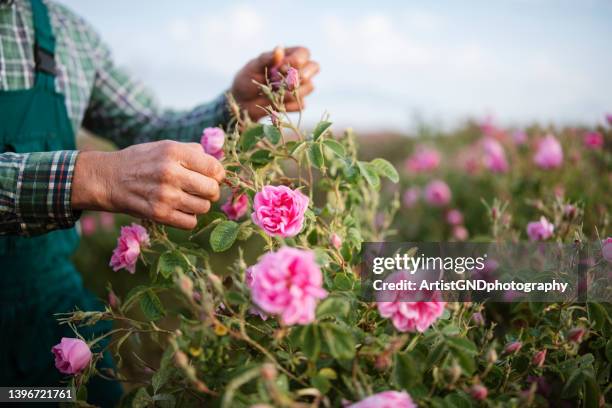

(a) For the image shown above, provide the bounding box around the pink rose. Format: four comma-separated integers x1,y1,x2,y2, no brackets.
221,193,249,221
377,271,446,332
244,268,269,321
446,209,463,226
252,185,309,238
100,212,115,230
470,384,488,401
424,179,451,206
482,138,509,173
526,216,554,241
109,223,150,274
402,187,420,208
249,247,327,325
200,127,225,160
568,327,586,343
348,391,416,408
583,131,603,149
480,116,498,137
512,130,528,145
286,67,300,90
330,233,342,250
51,337,92,375
405,146,440,173
533,134,563,169
603,237,612,263
80,215,96,236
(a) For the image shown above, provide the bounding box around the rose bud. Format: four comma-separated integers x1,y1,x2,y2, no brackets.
568,327,586,343
261,363,278,380
469,384,488,401
486,348,498,364
51,337,92,375
200,127,225,160
503,341,522,355
108,290,119,309
285,67,300,90
330,233,342,250
471,312,485,326
532,349,547,368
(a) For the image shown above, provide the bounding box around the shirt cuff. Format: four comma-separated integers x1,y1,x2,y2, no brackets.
16,150,80,236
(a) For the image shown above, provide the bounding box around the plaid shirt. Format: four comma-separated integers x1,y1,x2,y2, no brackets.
0,0,230,236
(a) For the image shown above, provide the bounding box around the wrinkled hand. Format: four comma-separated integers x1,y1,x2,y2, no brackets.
231,46,320,120
72,141,225,229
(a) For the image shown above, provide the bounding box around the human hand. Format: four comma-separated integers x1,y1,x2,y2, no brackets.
230,46,320,120
72,140,225,229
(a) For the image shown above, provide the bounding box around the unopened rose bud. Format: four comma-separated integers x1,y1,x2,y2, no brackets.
504,341,522,355
261,363,277,380
179,275,194,297
108,290,119,308
486,348,498,364
471,312,485,326
174,350,189,368
564,204,577,219
286,67,300,90
374,354,391,371
449,361,462,383
330,233,342,250
491,207,498,220
470,384,488,401
532,349,546,368
568,327,586,343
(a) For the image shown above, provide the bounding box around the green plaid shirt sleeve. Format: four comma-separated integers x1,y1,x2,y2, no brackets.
0,151,78,236
81,29,230,148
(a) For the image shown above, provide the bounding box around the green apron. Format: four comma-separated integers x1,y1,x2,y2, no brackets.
0,1,121,406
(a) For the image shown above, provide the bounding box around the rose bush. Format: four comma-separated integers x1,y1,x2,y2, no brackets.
64,77,611,408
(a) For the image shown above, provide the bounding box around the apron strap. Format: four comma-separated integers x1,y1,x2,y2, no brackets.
30,0,56,90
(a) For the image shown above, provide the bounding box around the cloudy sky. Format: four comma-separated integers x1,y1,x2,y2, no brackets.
61,0,612,132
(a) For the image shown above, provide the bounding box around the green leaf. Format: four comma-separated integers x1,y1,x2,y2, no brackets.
311,374,331,394
312,121,332,140
583,375,601,408
131,388,152,408
588,302,610,331
443,393,472,408
426,341,447,366
562,369,585,398
370,158,399,183
240,124,264,150
263,124,282,144
152,364,174,393
308,142,324,169
297,324,321,360
322,139,346,157
157,251,190,279
605,339,612,362
357,161,380,188
322,323,356,360
393,352,420,389
446,337,478,355
249,150,273,166
317,297,350,320
139,290,166,321
210,221,239,252
333,273,353,291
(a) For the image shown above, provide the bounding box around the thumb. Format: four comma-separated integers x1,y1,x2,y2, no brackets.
258,46,285,68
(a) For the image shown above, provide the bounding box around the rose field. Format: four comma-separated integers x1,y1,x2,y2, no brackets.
66,76,611,408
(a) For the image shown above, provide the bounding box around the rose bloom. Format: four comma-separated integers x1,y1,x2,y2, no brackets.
482,138,509,173
533,134,563,169
51,337,92,375
470,384,488,401
109,223,150,274
603,237,612,263
221,193,249,221
512,130,528,145
526,216,554,241
348,391,416,408
244,268,269,320
424,179,451,206
330,233,342,250
446,209,463,226
249,247,327,325
377,270,446,332
252,185,309,238
402,187,420,208
200,127,225,160
405,146,440,173
583,131,604,149
452,225,469,241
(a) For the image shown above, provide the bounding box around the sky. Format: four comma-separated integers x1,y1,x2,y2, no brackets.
60,0,612,133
